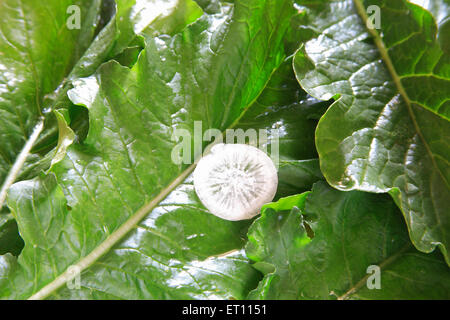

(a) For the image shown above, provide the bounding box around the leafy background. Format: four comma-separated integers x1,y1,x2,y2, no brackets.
0,0,448,299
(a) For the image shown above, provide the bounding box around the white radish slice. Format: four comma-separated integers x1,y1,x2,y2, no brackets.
193,143,278,221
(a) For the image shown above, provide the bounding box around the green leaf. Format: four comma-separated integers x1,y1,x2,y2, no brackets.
111,0,203,58
410,0,450,55
293,0,450,264
0,253,17,298
0,0,201,199
246,182,450,299
65,0,204,78
410,0,450,26
235,59,328,198
5,174,259,299
131,0,204,40
0,214,24,256
276,159,323,198
1,0,294,299
0,0,105,184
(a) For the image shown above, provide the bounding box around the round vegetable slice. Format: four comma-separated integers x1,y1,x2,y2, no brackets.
193,143,278,221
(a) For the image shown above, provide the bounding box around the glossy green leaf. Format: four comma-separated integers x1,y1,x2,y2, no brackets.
293,0,450,264
246,182,450,299
109,0,203,58
276,159,323,198
1,0,294,299
0,213,23,256
410,0,450,26
5,174,259,299
410,0,450,54
0,0,209,261
0,0,104,187
64,0,203,78
236,59,328,198
0,253,17,298
0,0,200,198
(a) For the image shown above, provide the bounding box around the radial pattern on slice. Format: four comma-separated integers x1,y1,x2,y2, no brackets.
194,144,278,221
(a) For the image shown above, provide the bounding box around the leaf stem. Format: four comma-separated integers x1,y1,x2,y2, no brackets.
28,104,259,299
28,79,276,299
0,118,45,210
28,161,197,300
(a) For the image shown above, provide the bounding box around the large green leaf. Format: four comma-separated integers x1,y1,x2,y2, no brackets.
5,173,259,299
236,59,328,198
293,0,450,264
410,0,450,26
0,0,104,190
0,0,202,206
0,0,207,260
410,0,450,54
0,0,295,299
246,182,450,299
112,0,203,57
